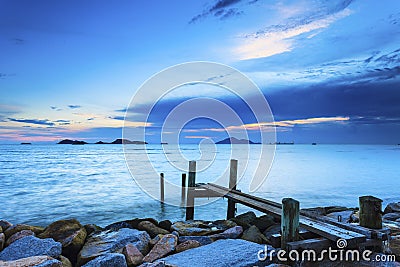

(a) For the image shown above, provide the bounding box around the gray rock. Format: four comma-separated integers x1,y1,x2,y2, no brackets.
143,234,177,263
0,256,62,267
138,221,169,238
171,221,215,236
82,253,127,267
231,211,257,229
263,224,281,239
6,229,35,246
158,220,172,231
36,259,63,267
383,213,400,221
241,225,269,244
0,220,12,232
0,235,62,261
159,239,273,267
253,215,275,232
0,233,4,252
326,210,355,223
209,226,243,240
384,202,400,214
178,236,213,246
77,228,150,266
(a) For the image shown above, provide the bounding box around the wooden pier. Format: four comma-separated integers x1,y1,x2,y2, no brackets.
160,159,390,251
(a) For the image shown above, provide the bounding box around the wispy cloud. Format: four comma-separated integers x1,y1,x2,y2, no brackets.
68,105,81,109
185,135,213,139
8,118,55,126
189,0,257,23
184,116,350,132
235,7,352,59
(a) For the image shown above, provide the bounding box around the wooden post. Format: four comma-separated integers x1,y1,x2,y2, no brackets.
359,196,382,229
181,173,187,206
227,159,238,219
186,161,196,220
281,198,300,249
160,173,165,204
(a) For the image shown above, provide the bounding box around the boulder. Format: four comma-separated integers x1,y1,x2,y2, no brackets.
149,234,164,247
0,226,2,233
123,243,144,266
104,218,159,232
326,210,355,223
175,240,201,253
170,221,215,236
325,206,349,214
0,256,62,267
138,221,169,238
178,236,213,246
60,255,73,267
384,202,400,214
143,234,177,263
383,213,400,221
158,220,172,231
230,211,257,229
0,235,62,261
0,233,4,252
4,224,44,239
84,224,103,236
0,220,12,232
209,226,243,241
210,220,237,231
77,228,150,266
263,224,281,240
38,219,87,265
82,253,127,267
6,229,35,246
159,239,273,267
139,262,166,267
241,225,269,244
253,215,275,232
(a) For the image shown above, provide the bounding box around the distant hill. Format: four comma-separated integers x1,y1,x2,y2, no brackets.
57,139,88,145
57,138,147,145
216,137,260,144
111,139,147,144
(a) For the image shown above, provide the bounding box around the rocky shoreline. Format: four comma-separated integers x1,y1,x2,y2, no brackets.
1,202,400,267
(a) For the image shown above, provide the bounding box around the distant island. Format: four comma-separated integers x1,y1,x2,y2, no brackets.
57,138,147,145
20,142,32,145
216,137,260,144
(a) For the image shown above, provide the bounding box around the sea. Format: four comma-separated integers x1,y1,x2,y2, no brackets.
1,144,399,227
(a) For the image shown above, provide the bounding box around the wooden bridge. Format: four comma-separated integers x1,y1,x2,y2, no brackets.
160,160,390,251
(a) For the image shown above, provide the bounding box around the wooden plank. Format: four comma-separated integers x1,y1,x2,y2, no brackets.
207,183,388,240
227,159,238,219
287,238,331,251
201,183,366,245
281,198,300,249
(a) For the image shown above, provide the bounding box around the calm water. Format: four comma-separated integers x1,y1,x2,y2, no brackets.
1,144,399,227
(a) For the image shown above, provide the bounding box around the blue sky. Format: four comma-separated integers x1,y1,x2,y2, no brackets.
0,0,399,144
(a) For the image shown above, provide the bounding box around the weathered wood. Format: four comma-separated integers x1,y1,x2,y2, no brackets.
281,198,300,249
287,238,331,252
206,183,388,240
181,173,186,206
227,159,238,219
200,183,367,245
185,161,196,220
359,195,382,229
160,173,164,204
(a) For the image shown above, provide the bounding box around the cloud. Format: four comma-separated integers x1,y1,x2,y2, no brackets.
115,108,128,113
184,135,213,139
189,0,257,23
11,38,25,45
8,118,55,126
68,105,81,109
235,6,353,59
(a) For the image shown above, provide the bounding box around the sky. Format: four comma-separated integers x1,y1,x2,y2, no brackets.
0,0,399,144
